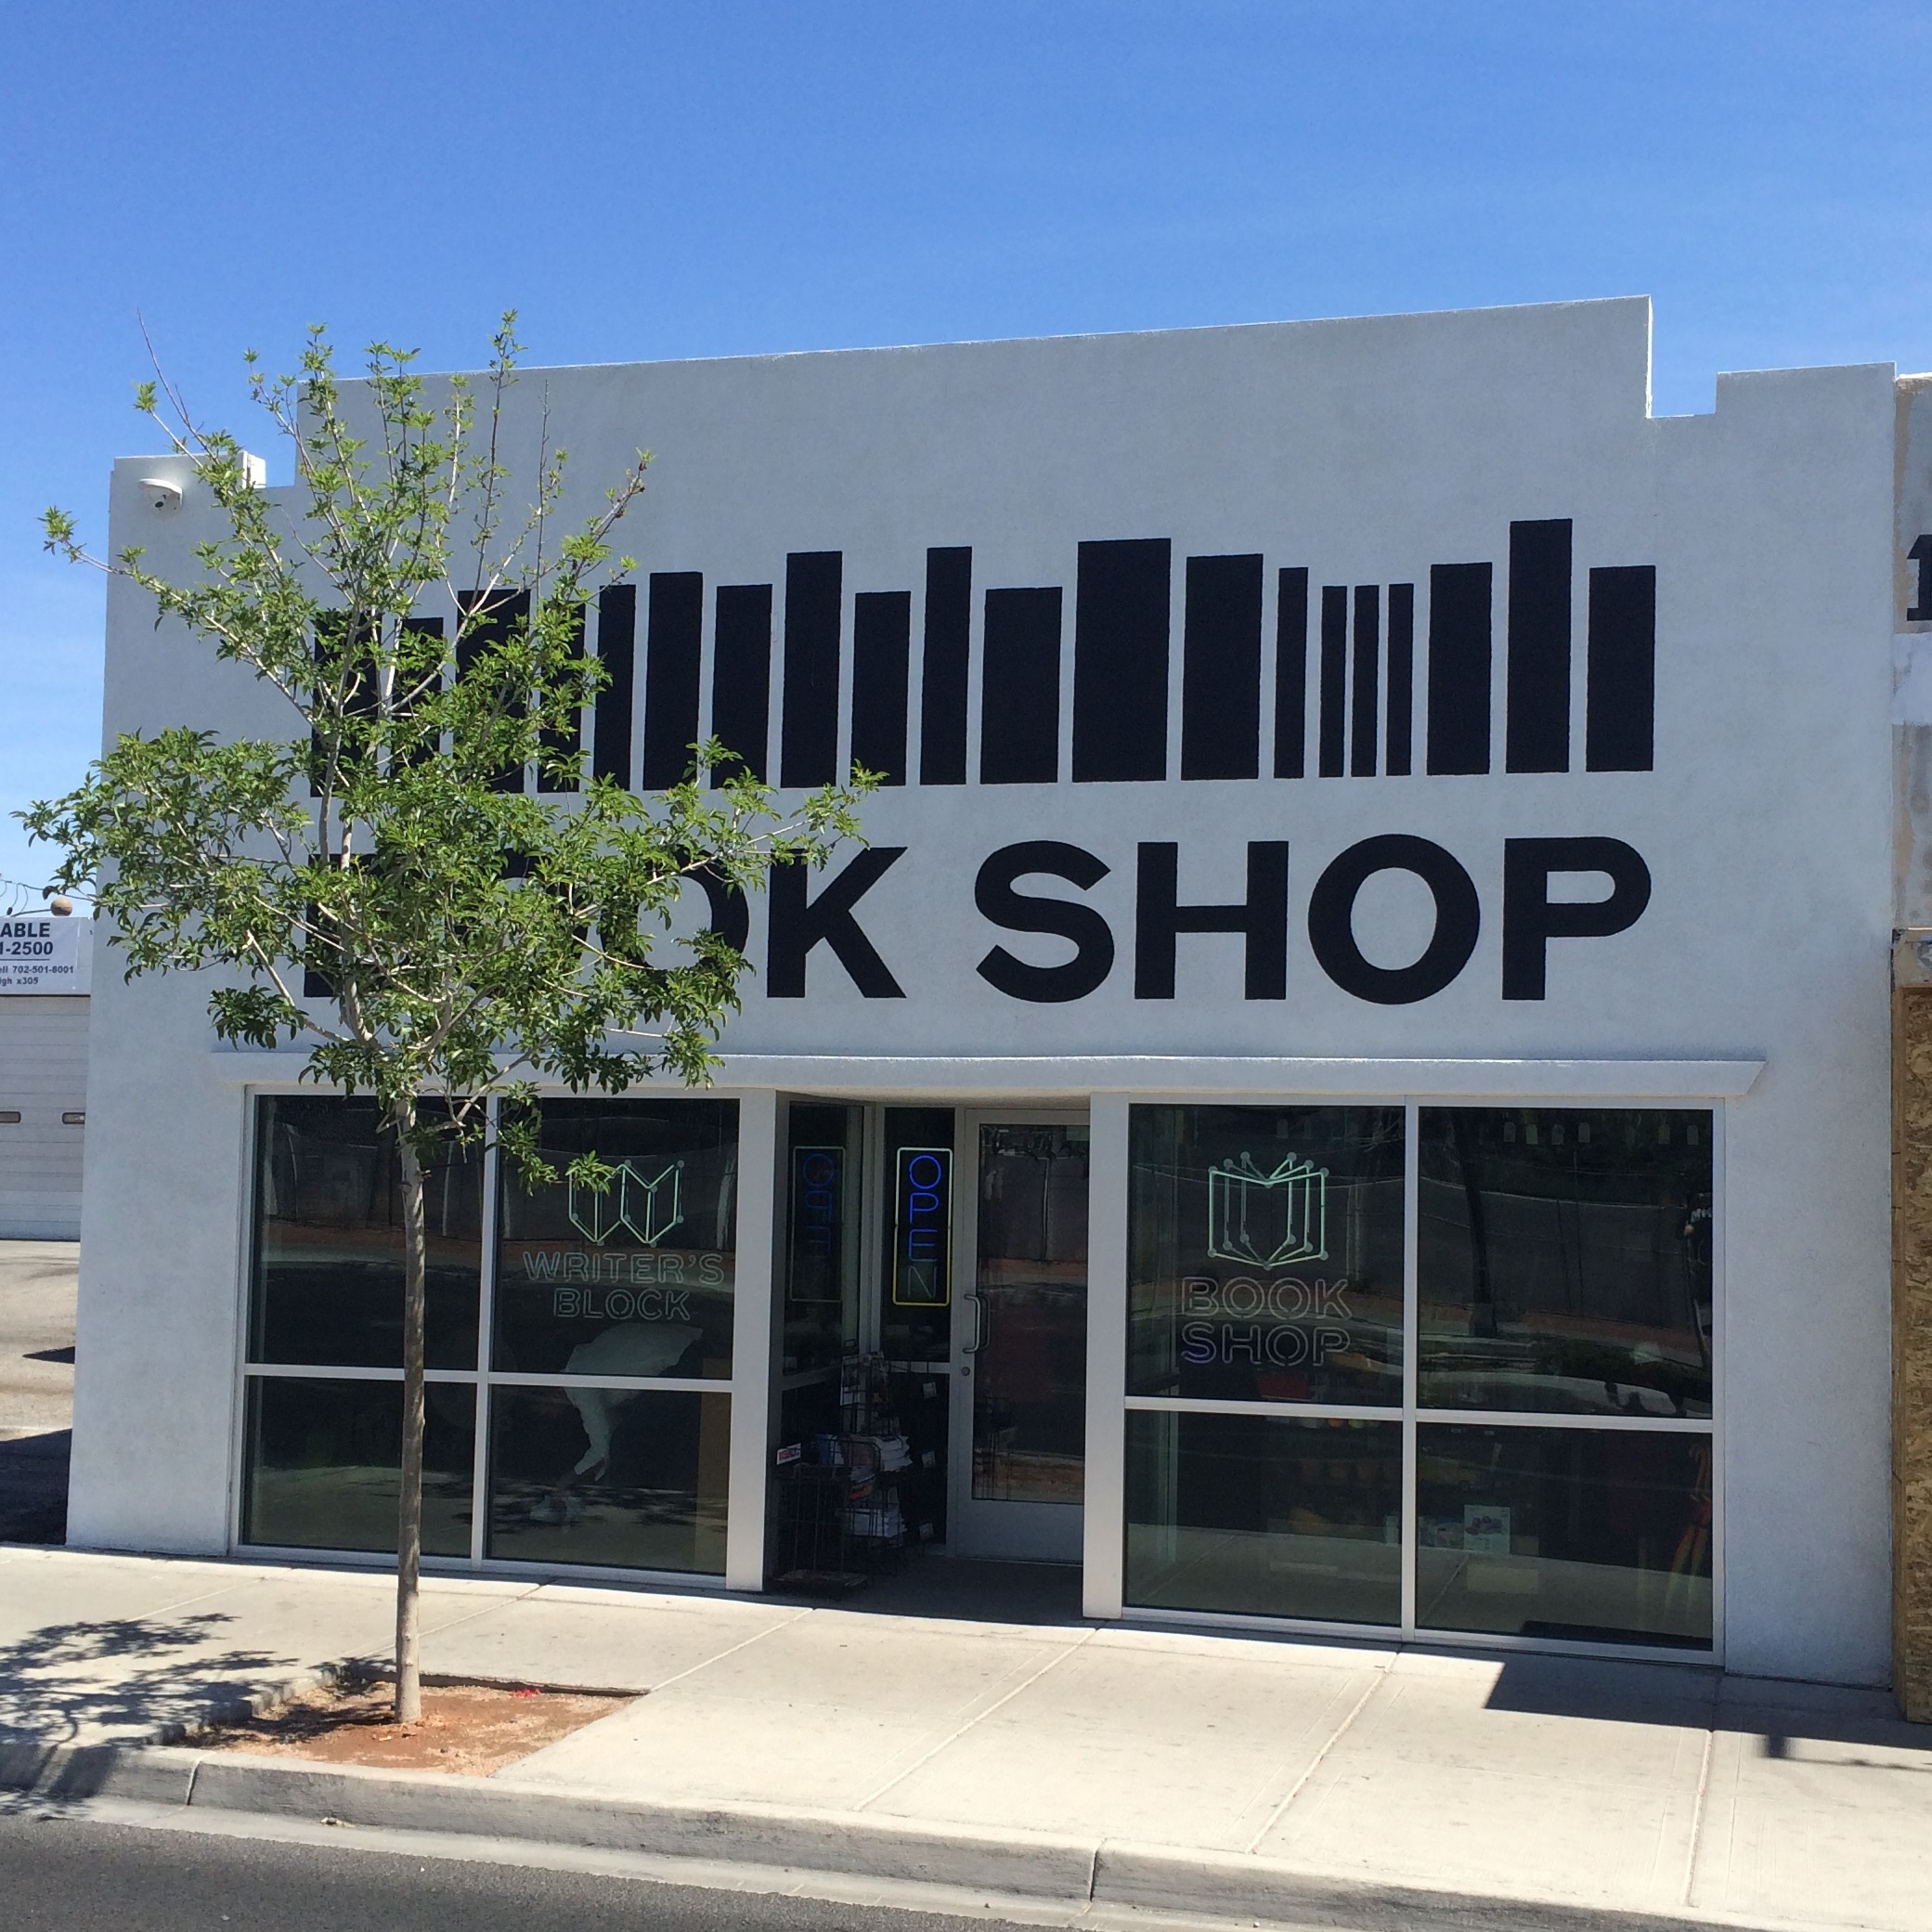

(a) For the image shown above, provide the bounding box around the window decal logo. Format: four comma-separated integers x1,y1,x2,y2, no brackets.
567,1160,683,1246
1206,1152,1328,1267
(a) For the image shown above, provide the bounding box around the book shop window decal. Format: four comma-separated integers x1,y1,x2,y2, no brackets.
1206,1152,1329,1268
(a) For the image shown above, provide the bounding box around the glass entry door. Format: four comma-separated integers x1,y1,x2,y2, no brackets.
950,1114,1089,1560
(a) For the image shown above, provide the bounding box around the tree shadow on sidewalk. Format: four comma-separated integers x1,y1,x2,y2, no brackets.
0,1613,300,1750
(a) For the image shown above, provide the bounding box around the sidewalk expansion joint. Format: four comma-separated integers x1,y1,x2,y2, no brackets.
852,1627,1098,1810
413,1581,548,1648
1680,1723,1716,1906
638,1604,813,1696
1240,1667,1387,1854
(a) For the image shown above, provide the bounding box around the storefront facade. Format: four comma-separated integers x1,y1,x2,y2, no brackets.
67,298,1908,1688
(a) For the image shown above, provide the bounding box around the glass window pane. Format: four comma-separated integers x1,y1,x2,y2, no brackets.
1419,1108,1713,1416
1417,1423,1713,1647
777,1103,863,1449
1125,1411,1401,1626
494,1098,738,1377
973,1123,1088,1504
241,1375,473,1556
1129,1105,1405,1406
251,1096,483,1369
486,1385,729,1574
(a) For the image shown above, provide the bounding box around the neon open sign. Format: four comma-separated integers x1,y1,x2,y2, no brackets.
892,1147,952,1307
787,1146,844,1303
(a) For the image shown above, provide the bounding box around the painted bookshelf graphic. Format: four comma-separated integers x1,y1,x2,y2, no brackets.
569,518,1654,793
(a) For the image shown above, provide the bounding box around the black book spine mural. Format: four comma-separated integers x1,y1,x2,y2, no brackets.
567,517,1654,796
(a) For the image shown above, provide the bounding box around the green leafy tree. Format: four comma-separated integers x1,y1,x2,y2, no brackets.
28,318,871,1720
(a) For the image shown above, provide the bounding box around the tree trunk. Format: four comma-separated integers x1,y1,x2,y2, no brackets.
394,1096,427,1724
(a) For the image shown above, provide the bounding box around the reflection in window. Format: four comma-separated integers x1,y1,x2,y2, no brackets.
1126,1412,1401,1626
494,1099,738,1378
1129,1106,1405,1406
1418,1108,1712,1416
1417,1424,1713,1647
973,1124,1088,1504
241,1376,473,1555
250,1096,483,1369
486,1386,729,1574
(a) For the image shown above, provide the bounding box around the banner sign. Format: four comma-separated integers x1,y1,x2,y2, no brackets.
0,914,91,995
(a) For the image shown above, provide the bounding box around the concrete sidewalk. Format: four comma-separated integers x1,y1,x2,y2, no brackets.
1,1546,1928,1931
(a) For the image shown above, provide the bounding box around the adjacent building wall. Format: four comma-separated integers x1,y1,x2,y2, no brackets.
1891,956,1932,1718
1890,376,1932,1717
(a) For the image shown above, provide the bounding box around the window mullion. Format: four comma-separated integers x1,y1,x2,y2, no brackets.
471,1094,499,1566
1401,1098,1420,1639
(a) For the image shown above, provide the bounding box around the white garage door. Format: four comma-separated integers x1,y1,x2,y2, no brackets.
0,996,89,1238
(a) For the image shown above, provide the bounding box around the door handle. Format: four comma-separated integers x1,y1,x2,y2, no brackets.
964,1290,988,1355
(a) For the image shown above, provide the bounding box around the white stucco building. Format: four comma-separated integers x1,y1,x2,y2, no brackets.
65,296,1923,1689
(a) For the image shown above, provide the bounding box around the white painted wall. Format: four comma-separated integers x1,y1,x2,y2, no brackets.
67,299,1903,1683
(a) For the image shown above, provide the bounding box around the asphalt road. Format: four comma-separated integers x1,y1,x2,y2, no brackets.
0,1240,76,1433
0,1812,1080,1932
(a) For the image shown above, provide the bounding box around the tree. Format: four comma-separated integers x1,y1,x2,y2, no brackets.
29,318,871,1720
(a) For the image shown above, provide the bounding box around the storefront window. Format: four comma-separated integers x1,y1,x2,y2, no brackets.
1129,1105,1405,1406
1123,1099,1716,1651
1125,1412,1401,1626
1416,1424,1713,1647
237,1087,1719,1648
241,1376,473,1556
486,1386,729,1574
250,1096,483,1369
243,1091,739,1575
1418,1108,1713,1416
494,1098,738,1378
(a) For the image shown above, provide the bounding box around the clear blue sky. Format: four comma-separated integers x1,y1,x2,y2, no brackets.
4,2,1927,899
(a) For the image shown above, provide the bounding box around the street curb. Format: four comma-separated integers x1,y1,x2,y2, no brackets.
1092,1845,1720,1932
0,1743,1755,1932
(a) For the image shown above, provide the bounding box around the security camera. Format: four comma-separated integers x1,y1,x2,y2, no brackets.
138,478,183,514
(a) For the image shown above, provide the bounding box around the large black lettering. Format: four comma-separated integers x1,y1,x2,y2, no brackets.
975,841,1114,1003
1307,835,1479,1005
693,861,749,953
1135,841,1290,999
1502,836,1651,1000
767,848,906,998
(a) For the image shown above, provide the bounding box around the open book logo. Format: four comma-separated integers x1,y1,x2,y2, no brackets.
567,1160,684,1246
1206,1153,1328,1266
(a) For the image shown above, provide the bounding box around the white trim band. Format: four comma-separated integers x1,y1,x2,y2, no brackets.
208,1050,1766,1099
